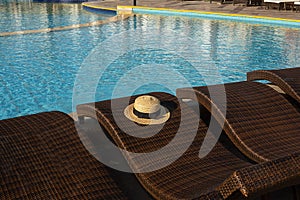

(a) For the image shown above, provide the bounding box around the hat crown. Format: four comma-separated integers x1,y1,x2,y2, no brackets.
133,95,161,114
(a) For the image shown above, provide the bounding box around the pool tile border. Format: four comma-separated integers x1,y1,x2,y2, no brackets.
82,3,300,27
132,6,300,27
83,5,117,15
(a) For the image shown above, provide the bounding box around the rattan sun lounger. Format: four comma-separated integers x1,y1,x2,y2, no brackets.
177,81,300,163
295,1,300,12
0,111,127,200
264,0,295,10
247,67,300,104
77,92,300,199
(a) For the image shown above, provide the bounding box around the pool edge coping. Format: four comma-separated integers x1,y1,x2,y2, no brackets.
82,3,300,24
82,2,116,11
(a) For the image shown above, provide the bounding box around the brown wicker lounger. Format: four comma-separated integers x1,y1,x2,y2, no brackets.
177,81,300,164
76,92,300,199
0,111,127,200
247,67,300,103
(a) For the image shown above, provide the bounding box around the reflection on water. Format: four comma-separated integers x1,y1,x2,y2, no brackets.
0,0,108,32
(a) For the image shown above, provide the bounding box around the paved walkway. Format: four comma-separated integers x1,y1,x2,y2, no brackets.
85,0,300,20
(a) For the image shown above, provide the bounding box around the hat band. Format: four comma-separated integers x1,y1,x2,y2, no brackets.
133,108,161,119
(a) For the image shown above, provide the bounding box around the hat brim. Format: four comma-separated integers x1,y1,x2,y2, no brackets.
124,104,170,125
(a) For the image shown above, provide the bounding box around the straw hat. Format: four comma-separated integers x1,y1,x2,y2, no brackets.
124,95,170,125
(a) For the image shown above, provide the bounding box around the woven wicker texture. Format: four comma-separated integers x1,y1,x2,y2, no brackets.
176,82,300,163
247,67,300,103
77,92,300,199
0,111,127,200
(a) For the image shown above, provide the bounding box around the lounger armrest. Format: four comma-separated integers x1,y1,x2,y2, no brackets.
219,153,300,199
247,69,300,103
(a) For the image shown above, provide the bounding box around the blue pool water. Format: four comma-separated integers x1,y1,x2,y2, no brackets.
1,1,300,120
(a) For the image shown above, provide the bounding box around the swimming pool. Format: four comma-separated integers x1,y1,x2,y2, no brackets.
1,1,300,120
